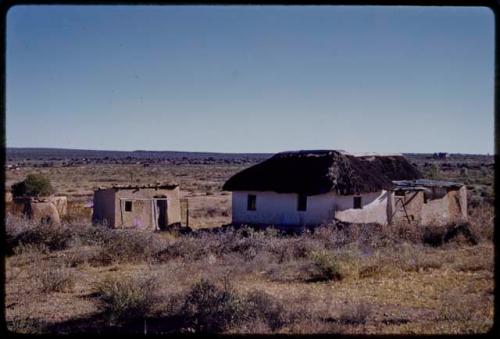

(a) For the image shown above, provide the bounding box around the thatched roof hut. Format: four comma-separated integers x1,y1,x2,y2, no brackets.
223,150,421,196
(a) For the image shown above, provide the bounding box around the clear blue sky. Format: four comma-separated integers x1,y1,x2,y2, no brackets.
6,5,494,154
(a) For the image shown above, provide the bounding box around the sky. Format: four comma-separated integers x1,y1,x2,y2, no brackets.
6,5,495,154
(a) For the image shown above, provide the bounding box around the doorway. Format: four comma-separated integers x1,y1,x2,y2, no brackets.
154,197,168,230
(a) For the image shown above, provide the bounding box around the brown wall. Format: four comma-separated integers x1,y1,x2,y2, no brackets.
30,202,61,225
46,196,68,217
11,197,62,225
391,191,425,224
391,187,468,226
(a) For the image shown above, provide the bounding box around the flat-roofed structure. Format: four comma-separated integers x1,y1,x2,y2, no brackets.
92,183,181,230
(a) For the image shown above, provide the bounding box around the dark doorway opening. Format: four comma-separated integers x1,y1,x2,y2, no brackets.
156,198,167,229
353,196,362,209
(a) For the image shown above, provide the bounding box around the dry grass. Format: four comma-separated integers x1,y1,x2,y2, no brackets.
5,216,494,334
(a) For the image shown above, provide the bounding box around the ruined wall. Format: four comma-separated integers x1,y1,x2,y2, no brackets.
420,187,468,226
457,186,468,220
391,186,467,226
391,191,425,224
46,196,68,217
335,190,390,225
12,197,62,225
30,202,61,225
335,186,468,226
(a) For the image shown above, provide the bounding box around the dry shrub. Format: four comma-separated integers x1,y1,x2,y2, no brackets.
11,223,78,252
95,229,167,265
402,255,443,273
421,225,447,247
177,278,245,333
64,245,103,267
438,291,489,323
244,290,290,331
157,226,280,263
452,251,493,273
6,215,34,240
468,204,494,242
443,223,478,245
339,303,373,324
358,264,382,279
72,223,115,246
62,201,92,223
305,250,343,282
422,223,478,247
272,236,325,263
384,221,423,245
6,216,109,255
169,279,292,333
7,317,47,334
156,232,219,262
34,264,76,293
13,242,49,256
94,274,158,323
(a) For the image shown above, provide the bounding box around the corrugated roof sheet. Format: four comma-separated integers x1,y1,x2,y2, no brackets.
392,179,464,189
96,183,178,191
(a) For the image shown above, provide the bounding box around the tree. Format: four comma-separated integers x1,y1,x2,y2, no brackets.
11,173,55,197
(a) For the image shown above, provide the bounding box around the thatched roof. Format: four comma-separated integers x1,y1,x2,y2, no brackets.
222,150,421,196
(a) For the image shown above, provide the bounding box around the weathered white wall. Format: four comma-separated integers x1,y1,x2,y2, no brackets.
231,186,468,227
335,190,390,225
232,190,383,226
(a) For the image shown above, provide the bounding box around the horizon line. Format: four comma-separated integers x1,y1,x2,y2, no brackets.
4,146,494,156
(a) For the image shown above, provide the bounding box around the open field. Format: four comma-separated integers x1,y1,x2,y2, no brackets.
4,149,495,334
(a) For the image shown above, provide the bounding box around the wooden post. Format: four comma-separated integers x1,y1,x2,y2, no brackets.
186,198,189,228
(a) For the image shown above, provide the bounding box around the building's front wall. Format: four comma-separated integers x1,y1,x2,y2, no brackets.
93,187,181,229
114,187,181,229
231,186,468,227
231,190,384,226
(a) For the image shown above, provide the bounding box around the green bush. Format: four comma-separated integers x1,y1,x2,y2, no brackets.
11,173,55,197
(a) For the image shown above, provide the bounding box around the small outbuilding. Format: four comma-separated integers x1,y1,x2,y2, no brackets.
92,183,181,230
